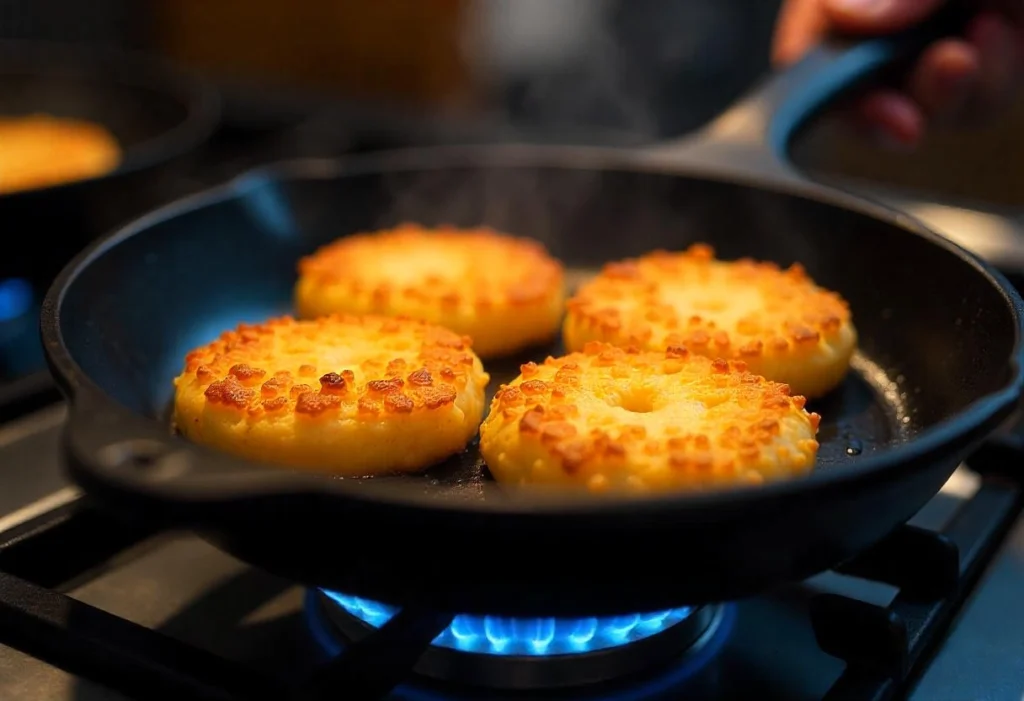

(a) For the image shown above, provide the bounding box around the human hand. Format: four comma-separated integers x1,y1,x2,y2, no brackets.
772,0,1024,145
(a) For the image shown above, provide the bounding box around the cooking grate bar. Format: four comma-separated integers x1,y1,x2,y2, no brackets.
814,462,1023,701
293,602,455,701
0,499,157,589
0,571,284,701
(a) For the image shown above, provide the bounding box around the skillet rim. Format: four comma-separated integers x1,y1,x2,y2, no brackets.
40,143,1024,515
0,39,221,200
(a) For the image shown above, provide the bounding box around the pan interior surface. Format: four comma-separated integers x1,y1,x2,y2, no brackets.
55,160,1018,507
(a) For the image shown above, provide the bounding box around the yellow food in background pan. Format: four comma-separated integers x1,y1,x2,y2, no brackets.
0,114,121,194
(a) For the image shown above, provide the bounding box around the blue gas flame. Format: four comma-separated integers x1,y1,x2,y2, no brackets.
321,589,693,656
0,278,32,322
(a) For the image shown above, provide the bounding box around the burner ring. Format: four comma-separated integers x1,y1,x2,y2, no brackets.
315,591,724,690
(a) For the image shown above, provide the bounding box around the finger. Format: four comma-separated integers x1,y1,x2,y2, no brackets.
773,0,830,65
856,89,926,144
906,39,981,120
823,0,947,34
966,11,1021,108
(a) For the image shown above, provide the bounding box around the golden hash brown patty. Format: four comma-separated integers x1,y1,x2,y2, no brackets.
479,343,820,493
173,315,490,475
295,224,565,358
563,244,857,398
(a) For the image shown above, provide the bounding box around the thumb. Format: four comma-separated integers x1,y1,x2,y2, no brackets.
822,0,947,34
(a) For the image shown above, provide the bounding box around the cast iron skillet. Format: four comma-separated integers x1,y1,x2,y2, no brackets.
0,41,220,284
42,13,1024,616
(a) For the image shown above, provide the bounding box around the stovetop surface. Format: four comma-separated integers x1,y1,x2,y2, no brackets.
0,96,1023,701
0,403,1021,701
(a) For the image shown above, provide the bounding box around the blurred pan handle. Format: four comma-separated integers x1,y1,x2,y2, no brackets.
642,1,970,184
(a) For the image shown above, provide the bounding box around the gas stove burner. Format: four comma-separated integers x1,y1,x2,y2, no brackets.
314,589,725,690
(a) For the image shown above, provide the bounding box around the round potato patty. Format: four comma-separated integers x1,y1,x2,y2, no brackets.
563,244,857,398
480,342,820,493
174,315,490,474
295,224,565,358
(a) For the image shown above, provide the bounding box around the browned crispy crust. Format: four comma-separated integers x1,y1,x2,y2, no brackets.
298,223,563,312
480,342,821,492
180,315,480,421
566,244,850,356
562,244,857,398
295,223,566,357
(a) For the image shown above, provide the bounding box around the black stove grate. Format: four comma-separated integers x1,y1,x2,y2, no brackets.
0,432,1021,701
814,437,1024,701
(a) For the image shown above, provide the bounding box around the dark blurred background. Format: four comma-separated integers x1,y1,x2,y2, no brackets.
4,0,1024,202
0,0,778,138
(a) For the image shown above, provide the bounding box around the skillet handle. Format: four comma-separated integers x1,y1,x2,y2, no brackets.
644,1,970,182
61,391,306,509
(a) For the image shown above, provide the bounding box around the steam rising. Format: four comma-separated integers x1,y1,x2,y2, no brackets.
461,0,655,138
367,2,782,269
